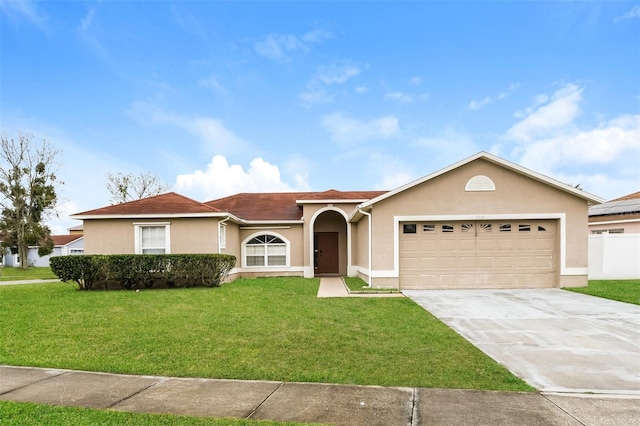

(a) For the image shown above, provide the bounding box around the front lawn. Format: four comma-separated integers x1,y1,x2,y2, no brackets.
0,277,531,391
0,401,305,426
565,279,640,305
0,266,57,281
343,276,400,293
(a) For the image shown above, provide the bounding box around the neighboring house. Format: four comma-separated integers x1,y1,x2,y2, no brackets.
588,191,640,234
71,152,603,289
588,191,640,280
2,234,84,268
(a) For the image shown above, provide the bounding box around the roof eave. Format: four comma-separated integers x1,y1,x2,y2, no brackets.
296,199,369,204
70,212,230,220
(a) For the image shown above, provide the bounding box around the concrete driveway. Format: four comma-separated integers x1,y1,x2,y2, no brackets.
403,289,640,394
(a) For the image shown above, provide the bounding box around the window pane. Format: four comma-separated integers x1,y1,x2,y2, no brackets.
246,245,265,256
268,255,286,266
499,224,511,232
246,256,265,266
403,224,417,234
267,245,286,256
442,225,454,233
141,226,166,252
143,248,165,255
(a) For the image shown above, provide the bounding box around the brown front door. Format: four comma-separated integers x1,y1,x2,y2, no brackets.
314,232,339,274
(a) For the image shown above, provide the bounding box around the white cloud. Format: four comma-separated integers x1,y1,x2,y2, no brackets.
410,77,423,86
254,29,333,62
298,88,334,105
384,91,429,103
467,83,519,111
199,74,224,92
316,64,361,84
505,83,583,142
614,4,640,22
498,83,640,200
321,113,400,144
355,86,369,94
518,114,640,172
174,155,308,200
0,0,47,30
127,100,246,153
298,63,365,105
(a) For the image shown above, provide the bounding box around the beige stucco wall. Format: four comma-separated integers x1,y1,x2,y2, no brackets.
82,218,220,254
360,158,591,288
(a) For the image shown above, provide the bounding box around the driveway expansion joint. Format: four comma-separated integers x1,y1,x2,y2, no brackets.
245,381,284,419
0,368,68,397
106,376,169,409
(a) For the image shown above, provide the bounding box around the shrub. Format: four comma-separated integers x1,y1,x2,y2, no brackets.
50,254,236,290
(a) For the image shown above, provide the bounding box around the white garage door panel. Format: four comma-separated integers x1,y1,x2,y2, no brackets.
399,220,557,289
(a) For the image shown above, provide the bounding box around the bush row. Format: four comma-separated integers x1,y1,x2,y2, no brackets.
50,254,236,290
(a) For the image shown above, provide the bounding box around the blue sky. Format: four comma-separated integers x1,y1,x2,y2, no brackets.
1,1,639,234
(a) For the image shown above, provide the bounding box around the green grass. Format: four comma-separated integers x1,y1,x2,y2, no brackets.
565,279,640,305
0,401,307,425
0,277,532,391
343,276,400,293
0,266,58,281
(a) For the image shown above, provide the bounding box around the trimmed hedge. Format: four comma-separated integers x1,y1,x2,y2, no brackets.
50,254,236,290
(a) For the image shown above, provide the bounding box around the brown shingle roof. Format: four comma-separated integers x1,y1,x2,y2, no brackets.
205,190,387,221
206,192,307,221
52,234,83,246
297,189,384,201
75,192,221,216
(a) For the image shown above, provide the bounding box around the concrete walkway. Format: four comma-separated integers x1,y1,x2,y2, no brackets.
2,365,639,425
317,277,404,298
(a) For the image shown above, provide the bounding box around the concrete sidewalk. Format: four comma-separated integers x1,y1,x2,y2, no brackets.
1,366,639,425
0,278,61,286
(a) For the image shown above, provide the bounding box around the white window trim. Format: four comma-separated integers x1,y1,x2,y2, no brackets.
134,222,171,254
219,223,227,249
241,231,290,268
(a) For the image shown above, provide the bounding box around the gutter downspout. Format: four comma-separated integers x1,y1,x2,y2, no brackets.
359,209,372,288
218,216,230,254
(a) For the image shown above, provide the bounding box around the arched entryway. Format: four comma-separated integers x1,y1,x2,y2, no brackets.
312,209,348,276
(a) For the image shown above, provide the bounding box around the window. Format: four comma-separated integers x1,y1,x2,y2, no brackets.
134,223,170,254
423,224,436,233
461,223,474,233
403,224,417,234
442,224,454,233
219,224,227,249
538,226,547,232
245,234,287,267
479,223,492,232
499,224,511,232
518,224,531,232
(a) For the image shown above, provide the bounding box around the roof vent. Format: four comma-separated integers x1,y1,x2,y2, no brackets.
465,175,496,192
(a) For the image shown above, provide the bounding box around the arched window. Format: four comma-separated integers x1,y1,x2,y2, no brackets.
245,234,287,267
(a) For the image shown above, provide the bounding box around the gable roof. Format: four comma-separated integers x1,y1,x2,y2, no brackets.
206,190,387,221
354,152,605,217
71,192,222,219
52,234,83,246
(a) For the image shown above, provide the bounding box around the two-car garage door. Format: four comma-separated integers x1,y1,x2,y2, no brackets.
400,220,557,289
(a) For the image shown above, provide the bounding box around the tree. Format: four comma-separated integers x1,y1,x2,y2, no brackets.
106,171,170,204
0,133,61,269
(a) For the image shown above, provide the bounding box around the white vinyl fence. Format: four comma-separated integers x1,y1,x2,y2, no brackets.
589,233,640,280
